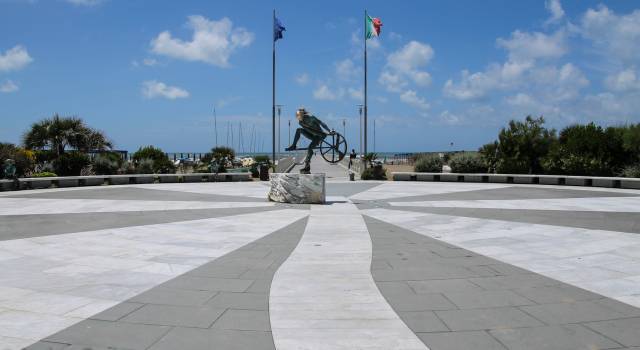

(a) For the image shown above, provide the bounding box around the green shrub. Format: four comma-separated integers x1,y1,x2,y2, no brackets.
414,154,443,173
494,116,557,174
93,152,122,175
253,154,271,165
31,172,57,177
541,123,627,176
132,146,175,174
361,164,387,180
621,164,640,178
211,146,235,161
478,142,498,173
449,152,488,173
53,151,90,176
135,158,155,174
0,143,36,177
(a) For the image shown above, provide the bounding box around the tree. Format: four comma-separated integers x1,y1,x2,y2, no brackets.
494,116,557,174
132,146,175,174
23,114,112,156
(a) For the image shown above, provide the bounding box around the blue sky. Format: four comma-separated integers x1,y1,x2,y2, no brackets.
1,0,640,153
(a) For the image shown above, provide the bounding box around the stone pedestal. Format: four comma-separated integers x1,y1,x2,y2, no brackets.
268,173,326,204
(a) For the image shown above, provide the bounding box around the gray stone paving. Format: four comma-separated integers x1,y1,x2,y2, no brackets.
0,206,280,241
386,186,640,202
365,215,640,350
25,217,308,350
384,206,640,234
6,187,263,202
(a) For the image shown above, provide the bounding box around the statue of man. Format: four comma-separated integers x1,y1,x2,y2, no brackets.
285,108,333,174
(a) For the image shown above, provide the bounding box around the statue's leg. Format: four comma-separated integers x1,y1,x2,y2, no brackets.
302,137,322,171
289,128,303,147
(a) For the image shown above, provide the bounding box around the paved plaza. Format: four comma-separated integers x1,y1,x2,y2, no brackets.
1,164,640,349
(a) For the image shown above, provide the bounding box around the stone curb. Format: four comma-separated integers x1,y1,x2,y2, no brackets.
0,173,251,192
392,172,640,190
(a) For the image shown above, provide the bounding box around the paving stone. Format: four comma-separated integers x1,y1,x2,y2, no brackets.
376,281,416,295
245,279,273,293
212,309,271,331
386,293,457,312
89,302,144,321
45,319,170,349
513,284,603,304
519,300,629,324
121,304,225,328
397,311,450,333
149,328,274,350
162,276,253,292
408,279,483,294
443,290,535,309
416,331,507,350
469,274,561,290
435,307,544,331
186,265,249,278
129,287,217,306
206,292,269,310
490,324,623,350
585,317,640,347
24,341,70,350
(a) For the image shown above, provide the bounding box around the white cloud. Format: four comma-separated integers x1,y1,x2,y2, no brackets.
578,5,640,63
605,68,640,92
400,90,429,110
151,16,254,67
335,59,358,80
313,85,344,100
295,73,309,85
496,30,567,62
379,40,434,92
0,80,18,93
348,87,363,100
506,93,536,107
378,71,407,93
66,0,104,6
444,26,575,101
545,0,565,24
0,45,33,72
142,80,189,100
143,58,158,66
388,41,434,73
438,110,463,125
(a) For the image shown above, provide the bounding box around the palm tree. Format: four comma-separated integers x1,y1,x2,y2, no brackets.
23,114,112,156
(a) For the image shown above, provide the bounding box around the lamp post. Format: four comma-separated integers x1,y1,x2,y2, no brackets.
275,105,283,157
357,105,363,155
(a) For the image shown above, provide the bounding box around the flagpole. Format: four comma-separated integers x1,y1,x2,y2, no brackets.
363,9,369,162
272,9,276,167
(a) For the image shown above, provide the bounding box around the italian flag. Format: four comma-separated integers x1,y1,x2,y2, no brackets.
366,15,382,39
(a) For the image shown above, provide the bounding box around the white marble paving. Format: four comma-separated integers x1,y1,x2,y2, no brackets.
0,197,272,215
390,196,640,212
363,208,640,309
270,200,428,350
0,209,307,349
350,182,509,200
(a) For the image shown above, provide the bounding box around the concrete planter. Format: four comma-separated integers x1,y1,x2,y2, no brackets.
513,176,537,184
158,174,180,183
108,175,131,185
183,174,206,183
621,179,640,189
54,178,79,188
131,175,155,184
0,180,15,191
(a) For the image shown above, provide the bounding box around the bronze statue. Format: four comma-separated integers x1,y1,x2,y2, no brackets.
285,108,347,174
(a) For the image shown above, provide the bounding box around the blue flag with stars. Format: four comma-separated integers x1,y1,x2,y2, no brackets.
274,17,285,41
